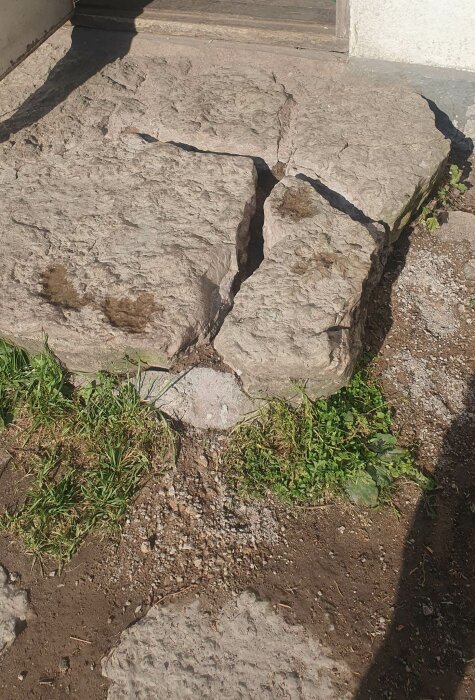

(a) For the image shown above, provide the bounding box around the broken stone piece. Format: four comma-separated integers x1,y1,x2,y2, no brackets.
0,566,28,656
214,177,385,399
438,210,475,251
286,79,450,239
136,367,257,430
438,211,475,282
0,141,256,371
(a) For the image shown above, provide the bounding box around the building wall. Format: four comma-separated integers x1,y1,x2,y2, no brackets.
349,0,475,73
0,0,73,81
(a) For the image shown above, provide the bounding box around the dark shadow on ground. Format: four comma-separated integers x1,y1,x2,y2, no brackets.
358,105,475,699
355,378,475,699
424,98,474,156
0,2,154,143
364,106,473,360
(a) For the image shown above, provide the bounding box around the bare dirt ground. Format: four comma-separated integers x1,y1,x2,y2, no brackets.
0,159,474,699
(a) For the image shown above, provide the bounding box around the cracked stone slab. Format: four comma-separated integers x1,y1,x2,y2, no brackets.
103,55,449,238
0,566,28,657
0,29,448,247
102,591,353,700
215,177,385,398
285,78,450,238
135,367,258,430
0,139,256,371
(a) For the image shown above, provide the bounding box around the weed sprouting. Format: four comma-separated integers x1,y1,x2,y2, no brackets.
421,163,468,230
421,205,440,231
226,368,431,507
0,339,174,561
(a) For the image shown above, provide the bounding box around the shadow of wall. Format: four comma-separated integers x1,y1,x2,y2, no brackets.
0,2,154,144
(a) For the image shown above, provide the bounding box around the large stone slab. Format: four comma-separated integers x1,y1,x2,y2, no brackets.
102,591,353,700
214,177,385,398
0,30,448,245
0,139,256,371
105,56,449,238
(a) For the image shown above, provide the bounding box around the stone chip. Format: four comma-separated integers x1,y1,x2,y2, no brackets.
135,367,258,430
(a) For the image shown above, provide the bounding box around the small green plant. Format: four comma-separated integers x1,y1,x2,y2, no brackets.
421,163,468,229
448,164,467,193
436,163,467,208
421,205,440,231
226,368,431,507
0,339,173,561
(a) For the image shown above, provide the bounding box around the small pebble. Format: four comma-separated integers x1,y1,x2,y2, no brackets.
140,541,152,554
59,657,70,674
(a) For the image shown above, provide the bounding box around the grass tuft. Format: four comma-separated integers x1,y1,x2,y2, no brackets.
0,339,173,561
226,367,431,506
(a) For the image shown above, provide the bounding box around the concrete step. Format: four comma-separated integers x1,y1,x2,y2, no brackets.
74,0,344,51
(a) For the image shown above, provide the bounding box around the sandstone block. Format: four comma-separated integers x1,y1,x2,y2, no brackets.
286,79,450,239
0,140,256,371
214,177,385,398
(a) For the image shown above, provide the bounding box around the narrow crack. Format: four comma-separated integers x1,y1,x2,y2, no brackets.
272,73,297,171
165,140,277,287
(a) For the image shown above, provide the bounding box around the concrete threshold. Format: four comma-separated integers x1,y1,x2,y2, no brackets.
73,6,346,51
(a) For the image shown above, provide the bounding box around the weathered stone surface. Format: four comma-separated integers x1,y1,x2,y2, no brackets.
0,140,256,371
0,566,28,656
437,210,475,282
286,80,450,238
215,177,385,398
154,67,288,166
438,210,475,250
0,30,448,247
136,367,258,430
102,591,353,700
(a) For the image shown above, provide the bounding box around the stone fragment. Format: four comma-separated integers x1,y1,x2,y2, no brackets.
0,565,28,656
0,140,256,371
394,241,465,339
102,591,353,700
438,210,475,251
438,210,475,282
214,177,385,398
286,79,450,239
136,367,257,430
